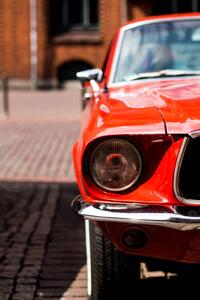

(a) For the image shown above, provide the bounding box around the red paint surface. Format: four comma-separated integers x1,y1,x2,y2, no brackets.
73,13,200,263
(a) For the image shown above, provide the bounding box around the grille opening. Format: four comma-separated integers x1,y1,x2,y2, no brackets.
175,206,200,217
179,137,200,200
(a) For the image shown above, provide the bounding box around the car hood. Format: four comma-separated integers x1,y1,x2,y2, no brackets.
86,88,165,142
109,77,200,135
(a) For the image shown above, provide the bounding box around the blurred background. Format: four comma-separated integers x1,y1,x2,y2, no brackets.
0,0,200,90
0,1,200,299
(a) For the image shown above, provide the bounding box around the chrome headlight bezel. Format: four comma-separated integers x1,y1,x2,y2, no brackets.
88,138,142,192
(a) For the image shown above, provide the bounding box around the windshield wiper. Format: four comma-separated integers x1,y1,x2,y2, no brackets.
125,69,200,81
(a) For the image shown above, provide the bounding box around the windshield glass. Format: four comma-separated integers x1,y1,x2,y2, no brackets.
113,19,200,82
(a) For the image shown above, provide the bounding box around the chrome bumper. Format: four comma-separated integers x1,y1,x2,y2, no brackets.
72,195,200,231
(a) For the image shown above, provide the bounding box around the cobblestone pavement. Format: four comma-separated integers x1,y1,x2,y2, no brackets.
0,182,86,300
0,182,200,300
0,88,87,299
0,83,81,122
0,86,81,182
0,121,80,182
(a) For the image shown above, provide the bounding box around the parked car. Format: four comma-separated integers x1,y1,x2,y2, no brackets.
72,13,200,299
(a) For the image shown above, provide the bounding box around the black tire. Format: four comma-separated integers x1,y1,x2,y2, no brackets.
85,220,140,300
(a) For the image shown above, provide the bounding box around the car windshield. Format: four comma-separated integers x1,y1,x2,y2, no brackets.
113,19,200,83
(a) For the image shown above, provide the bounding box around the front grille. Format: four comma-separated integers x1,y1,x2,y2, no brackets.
178,137,200,201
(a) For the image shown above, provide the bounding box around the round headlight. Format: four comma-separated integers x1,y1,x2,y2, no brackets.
89,138,142,192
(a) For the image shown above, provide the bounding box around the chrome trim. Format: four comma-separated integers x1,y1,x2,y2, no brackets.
72,196,200,231
121,15,200,32
109,75,200,88
85,220,92,297
189,130,200,139
174,132,200,205
173,137,190,203
109,16,200,86
76,68,103,82
108,29,124,85
90,79,100,93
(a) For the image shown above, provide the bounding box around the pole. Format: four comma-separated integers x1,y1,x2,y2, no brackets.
30,0,38,89
2,74,9,116
121,0,127,24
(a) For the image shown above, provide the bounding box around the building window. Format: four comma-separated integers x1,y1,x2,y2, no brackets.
126,0,200,21
51,0,99,35
152,0,200,15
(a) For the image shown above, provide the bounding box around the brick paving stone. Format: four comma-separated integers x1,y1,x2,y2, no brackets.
35,298,59,300
0,289,11,300
0,270,19,279
0,121,80,182
0,182,87,300
0,279,14,286
37,288,68,297
12,292,35,300
64,287,88,297
39,280,72,288
0,285,13,293
0,90,88,299
15,285,36,293
17,278,37,285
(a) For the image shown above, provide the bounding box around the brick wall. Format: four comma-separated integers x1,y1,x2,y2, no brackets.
37,0,122,81
0,0,30,80
0,0,198,84
0,0,122,83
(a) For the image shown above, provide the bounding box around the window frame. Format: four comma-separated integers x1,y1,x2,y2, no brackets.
61,0,99,31
108,16,200,86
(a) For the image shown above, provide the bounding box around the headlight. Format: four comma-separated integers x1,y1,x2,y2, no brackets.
89,138,142,192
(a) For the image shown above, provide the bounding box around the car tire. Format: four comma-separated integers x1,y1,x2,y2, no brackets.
85,220,140,300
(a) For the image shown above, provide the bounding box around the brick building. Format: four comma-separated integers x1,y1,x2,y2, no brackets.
0,0,200,88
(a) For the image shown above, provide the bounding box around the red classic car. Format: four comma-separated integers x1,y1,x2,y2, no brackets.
72,13,200,299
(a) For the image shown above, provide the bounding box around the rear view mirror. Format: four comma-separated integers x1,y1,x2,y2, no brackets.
76,68,103,82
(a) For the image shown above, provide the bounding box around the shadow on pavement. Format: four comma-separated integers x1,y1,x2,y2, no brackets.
0,181,86,300
117,273,200,299
0,181,200,299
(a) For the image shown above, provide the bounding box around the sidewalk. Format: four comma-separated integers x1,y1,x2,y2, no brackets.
0,82,82,121
0,84,87,300
0,83,81,182
0,181,87,300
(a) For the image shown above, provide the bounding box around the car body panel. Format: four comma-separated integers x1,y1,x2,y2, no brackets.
138,78,200,134
103,222,200,263
72,13,200,264
109,78,200,134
